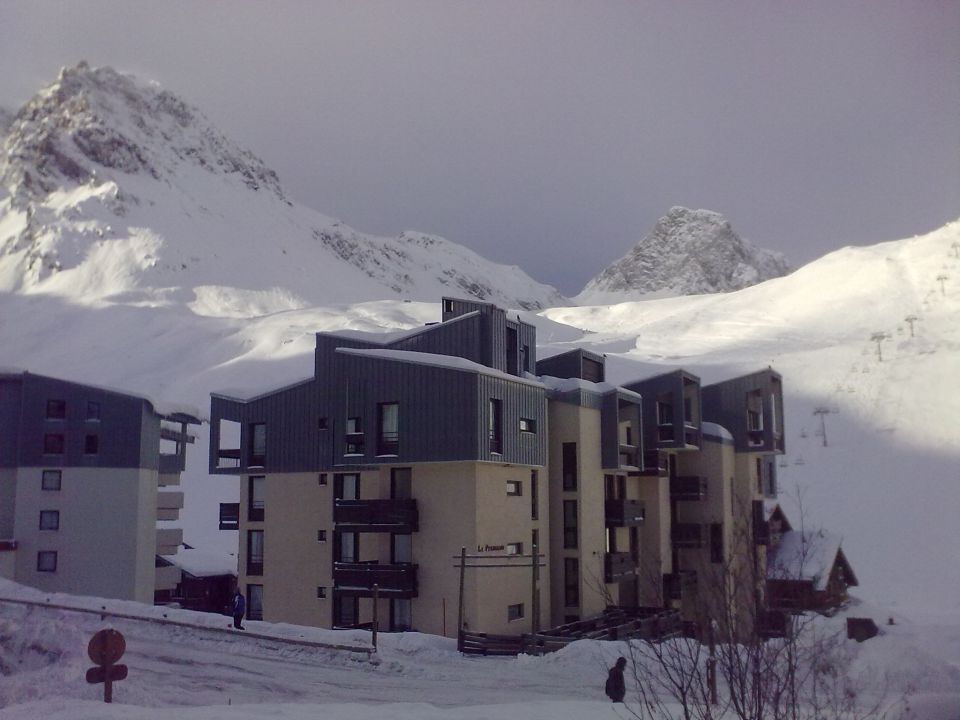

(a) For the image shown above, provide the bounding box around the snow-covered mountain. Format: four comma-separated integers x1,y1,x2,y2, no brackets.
0,62,565,312
576,206,790,303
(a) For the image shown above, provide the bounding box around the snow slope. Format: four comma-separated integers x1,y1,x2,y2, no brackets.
0,63,565,311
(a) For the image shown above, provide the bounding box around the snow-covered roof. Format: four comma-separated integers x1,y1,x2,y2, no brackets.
701,421,734,443
170,546,238,578
212,374,314,402
539,374,642,402
335,348,545,388
768,529,848,590
324,311,480,345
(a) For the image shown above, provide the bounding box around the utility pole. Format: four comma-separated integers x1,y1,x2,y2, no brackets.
904,315,919,338
813,407,832,447
870,332,889,362
936,274,948,296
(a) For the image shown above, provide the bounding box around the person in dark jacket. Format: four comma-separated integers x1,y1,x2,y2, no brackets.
232,590,246,630
605,656,627,703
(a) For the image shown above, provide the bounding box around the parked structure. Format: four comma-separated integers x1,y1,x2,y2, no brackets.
210,297,854,640
0,371,199,603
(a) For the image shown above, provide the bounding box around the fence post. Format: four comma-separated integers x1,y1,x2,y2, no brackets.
457,547,466,652
372,584,379,652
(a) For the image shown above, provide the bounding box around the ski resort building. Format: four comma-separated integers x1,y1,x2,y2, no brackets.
210,297,849,640
0,371,200,603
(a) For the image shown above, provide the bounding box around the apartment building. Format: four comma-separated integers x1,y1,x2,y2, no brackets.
0,371,199,603
211,297,851,640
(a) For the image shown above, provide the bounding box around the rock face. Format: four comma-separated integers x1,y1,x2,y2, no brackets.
0,63,565,311
577,207,790,302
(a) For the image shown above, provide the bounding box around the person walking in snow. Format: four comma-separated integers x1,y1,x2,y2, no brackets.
232,590,246,630
605,656,627,703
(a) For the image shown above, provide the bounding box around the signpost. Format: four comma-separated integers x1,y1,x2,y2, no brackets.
86,629,127,703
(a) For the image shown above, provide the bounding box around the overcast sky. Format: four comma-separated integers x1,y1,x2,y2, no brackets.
1,1,957,295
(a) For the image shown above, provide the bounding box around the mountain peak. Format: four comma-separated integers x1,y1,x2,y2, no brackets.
577,206,789,302
1,62,285,202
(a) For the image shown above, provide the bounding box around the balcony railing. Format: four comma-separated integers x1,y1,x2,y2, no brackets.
641,450,667,476
683,424,700,447
671,523,704,548
344,432,365,455
333,561,419,597
604,551,636,583
657,424,675,444
216,448,241,469
376,431,399,456
670,475,707,501
334,499,419,532
605,498,645,527
159,453,185,474
219,502,240,530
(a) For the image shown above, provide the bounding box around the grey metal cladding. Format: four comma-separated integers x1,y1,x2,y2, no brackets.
624,370,688,451
5,373,158,469
476,374,547,466
535,348,605,381
391,314,485,365
701,368,785,453
0,378,22,467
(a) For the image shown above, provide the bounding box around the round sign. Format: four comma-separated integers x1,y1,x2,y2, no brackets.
88,629,126,666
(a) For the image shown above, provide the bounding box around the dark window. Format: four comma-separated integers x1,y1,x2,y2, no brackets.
607,527,618,553
507,603,524,621
37,551,57,572
316,586,327,599
657,400,674,426
318,417,328,430
756,458,763,494
46,400,66,420
318,473,328,486
317,530,327,542
41,470,62,491
247,584,263,620
564,557,579,606
488,399,502,453
377,402,399,455
246,530,264,575
334,473,360,500
442,298,454,314
563,500,578,549
605,474,615,499
530,470,538,520
345,417,363,454
86,401,101,421
84,434,99,455
683,396,693,424
248,475,265,522
249,423,266,466
710,523,724,563
562,443,577,491
336,531,358,563
519,417,536,433
334,595,359,627
521,344,530,373
507,327,518,375
582,357,604,383
391,598,412,631
506,479,522,496
43,434,64,455
39,510,60,531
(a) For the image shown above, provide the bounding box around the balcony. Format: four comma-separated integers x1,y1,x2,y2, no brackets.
671,523,704,549
683,424,700,447
664,570,697,601
334,499,419,533
377,431,399,456
657,424,675,444
618,443,640,470
604,551,636,583
757,610,790,639
670,475,707,501
157,490,184,521
333,561,419,597
605,498,645,527
155,562,181,592
219,502,240,530
159,453,185,475
216,447,241,469
640,450,667,477
344,432,365,455
156,527,182,556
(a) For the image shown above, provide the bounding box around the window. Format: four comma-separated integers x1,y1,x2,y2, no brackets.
37,551,58,572
345,417,363,454
378,402,399,455
318,416,328,430
334,473,360,500
392,533,413,563
519,417,536,433
246,530,264,575
488,399,502,453
247,584,264,621
530,470,538,520
521,344,530,373
249,423,266,466
657,400,674,426
317,530,327,542
43,434,64,455
39,510,60,531
337,531,358,563
318,473,328,486
507,603,524,621
756,458,763,494
41,470,62,491
84,434,99,455
710,523,724,564
334,595,358,627
46,400,66,420
391,598,412,631
564,557,579,607
582,357,604,382
562,443,577,491
248,475,265,522
683,396,693,425
316,586,327,599
86,401,101,421
563,500,578,549
442,298,454,314
506,542,523,555
506,479,522,496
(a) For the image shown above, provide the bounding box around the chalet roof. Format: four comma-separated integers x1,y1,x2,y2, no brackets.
768,529,857,590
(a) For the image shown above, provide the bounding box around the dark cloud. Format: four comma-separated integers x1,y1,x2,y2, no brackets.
2,1,957,295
